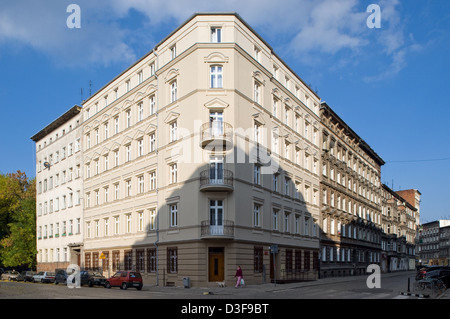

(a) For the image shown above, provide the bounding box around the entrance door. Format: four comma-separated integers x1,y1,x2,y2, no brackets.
208,248,224,282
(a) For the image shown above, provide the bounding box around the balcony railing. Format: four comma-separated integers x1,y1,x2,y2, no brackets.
200,220,234,238
199,169,233,192
200,121,233,149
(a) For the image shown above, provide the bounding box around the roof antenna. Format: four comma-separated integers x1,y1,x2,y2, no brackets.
89,80,92,97
81,88,84,103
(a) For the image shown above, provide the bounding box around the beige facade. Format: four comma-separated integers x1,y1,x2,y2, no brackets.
31,106,84,272
80,13,321,287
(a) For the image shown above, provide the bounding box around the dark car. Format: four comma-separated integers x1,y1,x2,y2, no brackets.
105,271,143,290
425,269,450,287
416,265,450,280
54,269,69,285
80,270,106,287
17,271,35,282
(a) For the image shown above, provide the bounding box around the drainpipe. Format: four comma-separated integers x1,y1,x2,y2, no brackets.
153,48,160,286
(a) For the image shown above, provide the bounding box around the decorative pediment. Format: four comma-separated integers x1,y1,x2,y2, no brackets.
164,111,180,124
272,88,282,100
134,129,145,140
164,68,179,83
204,51,229,64
110,142,120,151
204,97,229,110
252,112,266,125
144,123,158,134
252,71,265,85
100,146,110,156
121,136,133,146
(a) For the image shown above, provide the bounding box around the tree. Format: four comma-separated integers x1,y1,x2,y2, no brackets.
0,171,36,269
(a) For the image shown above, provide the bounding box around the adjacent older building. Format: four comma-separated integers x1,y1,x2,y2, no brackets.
319,102,385,277
419,220,450,266
380,184,418,272
31,105,84,272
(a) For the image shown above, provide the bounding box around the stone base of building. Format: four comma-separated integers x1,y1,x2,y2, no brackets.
82,240,319,287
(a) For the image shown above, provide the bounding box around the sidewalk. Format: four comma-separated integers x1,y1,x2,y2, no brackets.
142,271,418,298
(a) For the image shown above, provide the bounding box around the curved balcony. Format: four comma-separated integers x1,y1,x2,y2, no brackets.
200,121,233,149
200,220,234,239
199,169,234,192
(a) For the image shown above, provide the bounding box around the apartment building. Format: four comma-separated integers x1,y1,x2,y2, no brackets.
380,184,418,272
419,220,450,265
80,13,321,287
319,102,385,277
31,105,84,272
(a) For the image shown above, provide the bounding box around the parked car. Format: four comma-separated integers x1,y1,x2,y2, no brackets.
54,269,69,285
424,269,450,287
1,270,20,281
80,270,106,287
33,271,55,283
416,265,450,280
17,271,35,282
105,271,143,290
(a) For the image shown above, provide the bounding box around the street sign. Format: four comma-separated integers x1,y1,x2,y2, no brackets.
99,252,106,260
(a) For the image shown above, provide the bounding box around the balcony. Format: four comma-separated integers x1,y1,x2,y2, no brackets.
200,220,234,239
200,121,233,149
199,169,233,192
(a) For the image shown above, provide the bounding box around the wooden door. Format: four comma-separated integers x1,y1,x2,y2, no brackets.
208,249,224,282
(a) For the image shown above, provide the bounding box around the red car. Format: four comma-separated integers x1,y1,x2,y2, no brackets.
105,271,143,290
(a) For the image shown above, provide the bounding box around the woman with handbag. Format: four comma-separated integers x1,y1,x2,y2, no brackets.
235,266,244,288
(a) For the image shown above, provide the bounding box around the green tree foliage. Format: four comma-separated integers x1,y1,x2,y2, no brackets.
0,171,36,269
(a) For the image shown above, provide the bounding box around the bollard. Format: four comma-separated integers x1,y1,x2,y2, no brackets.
407,277,410,293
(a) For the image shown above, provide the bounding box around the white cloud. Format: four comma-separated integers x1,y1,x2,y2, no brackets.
0,0,420,79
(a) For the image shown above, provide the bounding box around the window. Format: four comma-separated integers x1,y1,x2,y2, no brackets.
170,163,177,184
272,209,279,231
126,214,132,233
170,204,178,227
138,139,144,157
254,46,260,62
149,171,157,190
138,71,143,84
170,81,177,103
114,183,119,200
170,121,177,142
254,82,261,104
254,246,263,273
210,66,223,88
114,216,120,235
168,247,178,273
253,204,261,228
149,95,156,115
149,209,156,230
126,179,131,197
126,109,131,128
170,45,176,60
138,175,144,193
211,27,222,43
114,116,119,134
149,133,156,152
103,218,109,236
254,164,261,185
138,102,143,122
126,144,131,162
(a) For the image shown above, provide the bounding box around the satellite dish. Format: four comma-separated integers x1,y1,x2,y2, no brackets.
43,162,51,169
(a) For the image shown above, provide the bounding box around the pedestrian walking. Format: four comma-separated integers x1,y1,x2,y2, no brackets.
235,266,244,288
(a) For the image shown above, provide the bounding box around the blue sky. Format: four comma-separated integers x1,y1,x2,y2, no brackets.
0,0,448,222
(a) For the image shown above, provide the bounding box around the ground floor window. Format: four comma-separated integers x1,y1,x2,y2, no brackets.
168,247,178,273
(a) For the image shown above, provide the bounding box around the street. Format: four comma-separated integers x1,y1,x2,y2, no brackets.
0,271,430,299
